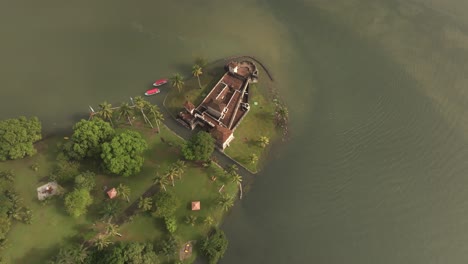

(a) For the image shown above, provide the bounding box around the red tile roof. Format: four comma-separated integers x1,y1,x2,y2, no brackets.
107,188,117,199
191,201,200,211
211,125,233,144
184,101,195,112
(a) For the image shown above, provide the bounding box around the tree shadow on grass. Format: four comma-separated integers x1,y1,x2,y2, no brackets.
254,110,274,121
13,235,78,264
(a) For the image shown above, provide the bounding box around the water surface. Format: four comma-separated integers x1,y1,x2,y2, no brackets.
1,0,468,263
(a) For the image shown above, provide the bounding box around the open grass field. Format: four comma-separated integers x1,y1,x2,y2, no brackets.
0,137,94,263
0,120,236,263
224,83,280,172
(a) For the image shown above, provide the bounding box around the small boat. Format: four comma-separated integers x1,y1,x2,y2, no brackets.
145,88,160,96
153,78,168,87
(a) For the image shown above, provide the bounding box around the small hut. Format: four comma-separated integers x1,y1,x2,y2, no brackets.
191,201,200,211
107,188,117,199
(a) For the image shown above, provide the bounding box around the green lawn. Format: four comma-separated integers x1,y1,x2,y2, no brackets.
224,83,280,172
0,121,237,263
119,152,238,263
0,138,94,263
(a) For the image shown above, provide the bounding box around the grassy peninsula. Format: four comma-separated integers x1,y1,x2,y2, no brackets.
0,57,287,264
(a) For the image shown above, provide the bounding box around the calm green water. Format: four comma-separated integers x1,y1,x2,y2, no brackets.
2,0,468,263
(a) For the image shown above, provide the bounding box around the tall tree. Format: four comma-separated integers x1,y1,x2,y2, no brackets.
201,228,228,264
231,173,243,200
158,235,178,259
138,197,153,212
66,118,115,160
118,102,134,126
100,200,120,221
218,194,234,212
192,64,203,88
51,244,88,264
258,136,270,148
185,215,198,226
225,164,238,178
153,173,169,192
95,234,112,251
101,130,148,177
74,171,96,191
145,104,164,132
117,184,131,203
64,188,93,218
0,116,42,161
104,220,122,237
164,167,178,187
133,96,153,128
152,191,179,218
173,160,186,180
248,153,258,164
204,216,214,227
170,73,184,93
97,101,114,127
182,131,215,161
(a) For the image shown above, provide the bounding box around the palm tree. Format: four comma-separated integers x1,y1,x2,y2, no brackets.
72,244,88,263
104,220,122,237
258,136,270,148
170,73,184,93
225,164,238,177
153,172,169,191
138,197,153,212
117,184,131,203
94,234,112,251
100,200,119,221
118,102,133,126
203,216,214,227
231,173,243,200
133,96,153,128
218,194,234,212
192,64,203,88
173,160,186,179
248,153,258,164
164,167,179,187
146,104,164,132
185,215,198,226
98,101,114,127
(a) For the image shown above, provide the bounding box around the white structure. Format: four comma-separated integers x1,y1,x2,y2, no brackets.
37,182,61,200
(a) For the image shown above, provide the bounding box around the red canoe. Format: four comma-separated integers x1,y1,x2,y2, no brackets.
145,88,160,96
153,78,168,87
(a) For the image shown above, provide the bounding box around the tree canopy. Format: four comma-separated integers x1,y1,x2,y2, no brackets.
101,130,148,177
64,188,93,218
152,191,179,218
74,171,96,191
202,228,229,264
0,116,41,161
88,242,159,264
182,131,215,161
66,118,115,160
